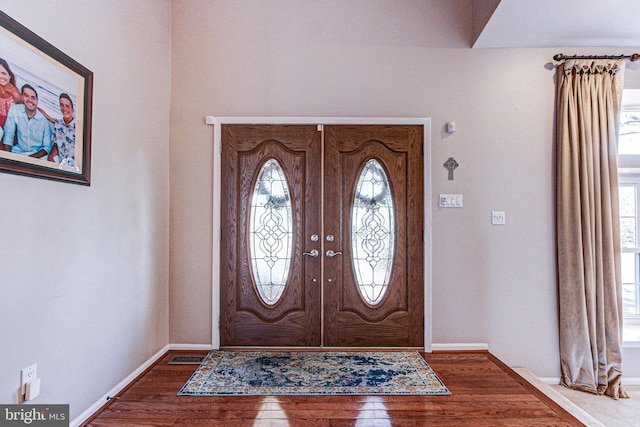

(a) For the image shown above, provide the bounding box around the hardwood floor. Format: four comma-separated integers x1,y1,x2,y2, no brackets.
83,350,583,426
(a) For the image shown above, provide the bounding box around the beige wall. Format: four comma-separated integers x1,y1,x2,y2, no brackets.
0,0,171,416
1,0,639,420
169,0,640,378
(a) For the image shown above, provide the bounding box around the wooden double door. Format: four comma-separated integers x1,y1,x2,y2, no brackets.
220,124,424,347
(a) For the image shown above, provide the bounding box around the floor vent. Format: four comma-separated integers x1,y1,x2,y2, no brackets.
168,355,206,365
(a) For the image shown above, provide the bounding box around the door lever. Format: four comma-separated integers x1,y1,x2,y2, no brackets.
326,250,342,258
303,249,319,257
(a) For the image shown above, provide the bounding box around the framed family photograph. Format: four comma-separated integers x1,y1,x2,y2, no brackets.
0,11,93,185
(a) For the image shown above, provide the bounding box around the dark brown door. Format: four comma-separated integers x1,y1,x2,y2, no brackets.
220,124,322,346
220,123,423,347
323,125,424,347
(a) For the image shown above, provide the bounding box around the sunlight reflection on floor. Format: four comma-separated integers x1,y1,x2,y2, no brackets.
355,396,392,427
253,396,290,427
248,395,395,426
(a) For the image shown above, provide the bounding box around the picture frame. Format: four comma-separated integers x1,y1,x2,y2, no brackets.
0,11,93,185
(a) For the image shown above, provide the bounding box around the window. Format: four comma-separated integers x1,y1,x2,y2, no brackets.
618,89,640,343
619,111,640,154
619,181,640,342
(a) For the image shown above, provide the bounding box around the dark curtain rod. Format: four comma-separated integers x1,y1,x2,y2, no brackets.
553,53,640,62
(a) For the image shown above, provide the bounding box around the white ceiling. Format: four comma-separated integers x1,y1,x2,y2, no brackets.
473,0,640,49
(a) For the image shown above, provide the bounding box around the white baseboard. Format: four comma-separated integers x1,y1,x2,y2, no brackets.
70,344,171,427
430,343,489,351
168,343,214,351
71,343,214,427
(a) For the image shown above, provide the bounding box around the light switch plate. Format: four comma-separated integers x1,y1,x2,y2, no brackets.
492,211,506,225
439,194,463,208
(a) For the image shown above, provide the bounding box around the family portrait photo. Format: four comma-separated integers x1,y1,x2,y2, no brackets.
0,11,92,185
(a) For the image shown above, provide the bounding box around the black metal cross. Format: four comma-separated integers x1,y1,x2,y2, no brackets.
443,157,459,180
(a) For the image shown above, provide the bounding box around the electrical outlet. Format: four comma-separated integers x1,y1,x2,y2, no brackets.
20,364,37,395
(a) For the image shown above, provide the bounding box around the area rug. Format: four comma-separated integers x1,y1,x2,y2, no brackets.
178,351,451,396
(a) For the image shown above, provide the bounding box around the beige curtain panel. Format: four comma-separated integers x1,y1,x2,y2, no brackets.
555,59,628,399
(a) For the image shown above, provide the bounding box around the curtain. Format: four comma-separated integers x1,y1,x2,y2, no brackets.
556,59,628,399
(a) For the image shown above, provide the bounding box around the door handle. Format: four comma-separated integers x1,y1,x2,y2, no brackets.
326,250,342,258
303,249,319,257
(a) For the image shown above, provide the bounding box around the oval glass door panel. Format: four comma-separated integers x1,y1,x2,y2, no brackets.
249,159,293,305
351,159,395,305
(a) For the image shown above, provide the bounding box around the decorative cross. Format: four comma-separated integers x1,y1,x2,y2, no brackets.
443,157,459,180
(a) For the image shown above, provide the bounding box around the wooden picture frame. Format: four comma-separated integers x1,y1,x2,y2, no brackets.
0,11,93,185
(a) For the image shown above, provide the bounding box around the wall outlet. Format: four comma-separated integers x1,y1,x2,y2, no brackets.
20,364,37,396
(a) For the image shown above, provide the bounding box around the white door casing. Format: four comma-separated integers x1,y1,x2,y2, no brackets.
211,117,432,350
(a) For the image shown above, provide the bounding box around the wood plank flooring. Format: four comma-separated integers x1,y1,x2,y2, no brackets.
82,350,583,426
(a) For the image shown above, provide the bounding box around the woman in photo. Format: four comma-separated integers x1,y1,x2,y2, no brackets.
0,58,22,128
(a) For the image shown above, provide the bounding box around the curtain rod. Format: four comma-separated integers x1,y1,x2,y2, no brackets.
553,53,640,62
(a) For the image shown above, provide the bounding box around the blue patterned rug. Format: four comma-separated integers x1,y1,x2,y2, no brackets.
178,351,451,396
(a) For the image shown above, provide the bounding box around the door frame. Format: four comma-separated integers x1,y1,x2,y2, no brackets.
211,117,432,350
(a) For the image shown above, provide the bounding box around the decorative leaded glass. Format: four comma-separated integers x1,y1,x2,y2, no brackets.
351,159,395,305
249,159,293,305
